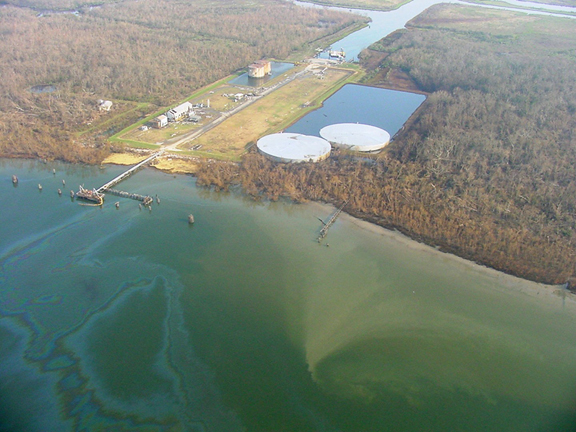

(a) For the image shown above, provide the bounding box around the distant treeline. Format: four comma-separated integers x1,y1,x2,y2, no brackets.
197,6,576,285
0,0,361,163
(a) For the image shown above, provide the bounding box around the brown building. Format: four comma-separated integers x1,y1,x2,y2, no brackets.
248,60,271,78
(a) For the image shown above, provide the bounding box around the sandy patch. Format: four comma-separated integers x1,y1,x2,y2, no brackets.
102,153,149,166
153,157,199,174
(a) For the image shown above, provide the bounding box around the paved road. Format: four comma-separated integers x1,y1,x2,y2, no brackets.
163,66,313,151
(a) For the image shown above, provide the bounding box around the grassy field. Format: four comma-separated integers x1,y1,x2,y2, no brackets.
108,74,240,147
462,0,576,14
118,65,310,147
408,3,576,38
178,66,358,160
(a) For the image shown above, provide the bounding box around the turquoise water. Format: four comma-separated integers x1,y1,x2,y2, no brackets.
1,159,576,431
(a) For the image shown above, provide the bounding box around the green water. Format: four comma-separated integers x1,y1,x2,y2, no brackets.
1,159,575,431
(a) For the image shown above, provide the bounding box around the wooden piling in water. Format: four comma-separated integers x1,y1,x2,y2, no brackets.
317,201,347,242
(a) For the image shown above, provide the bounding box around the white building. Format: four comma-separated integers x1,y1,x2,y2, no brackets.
166,102,193,122
98,100,113,112
154,115,168,128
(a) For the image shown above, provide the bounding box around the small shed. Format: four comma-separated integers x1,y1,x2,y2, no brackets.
154,115,168,128
98,100,113,112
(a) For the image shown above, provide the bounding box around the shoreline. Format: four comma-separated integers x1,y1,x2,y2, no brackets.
98,153,576,293
308,200,576,307
5,154,575,305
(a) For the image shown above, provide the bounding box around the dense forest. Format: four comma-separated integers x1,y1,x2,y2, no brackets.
0,0,361,162
197,5,576,286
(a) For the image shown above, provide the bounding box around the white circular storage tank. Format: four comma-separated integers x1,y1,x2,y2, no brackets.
320,123,391,152
257,133,331,163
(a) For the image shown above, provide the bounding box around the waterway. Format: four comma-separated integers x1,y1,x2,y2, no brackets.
296,0,576,61
2,160,576,431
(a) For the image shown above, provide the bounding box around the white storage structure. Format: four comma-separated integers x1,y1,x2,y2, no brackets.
320,123,390,152
257,133,331,163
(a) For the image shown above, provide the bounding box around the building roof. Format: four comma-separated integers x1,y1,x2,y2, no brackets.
169,101,193,116
319,123,390,152
257,133,331,163
250,60,270,67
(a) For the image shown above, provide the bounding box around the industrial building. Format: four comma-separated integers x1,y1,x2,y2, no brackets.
320,123,390,152
248,60,272,78
154,115,168,128
257,133,331,163
166,101,193,122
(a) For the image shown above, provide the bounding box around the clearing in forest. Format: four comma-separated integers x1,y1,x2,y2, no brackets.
178,66,357,160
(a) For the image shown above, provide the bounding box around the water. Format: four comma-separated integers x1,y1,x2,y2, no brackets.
286,84,425,138
295,0,461,61
29,85,57,94
1,159,576,431
3,0,576,429
229,62,295,87
296,0,576,61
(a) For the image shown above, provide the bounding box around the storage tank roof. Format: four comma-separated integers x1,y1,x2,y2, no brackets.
257,133,331,163
320,123,390,152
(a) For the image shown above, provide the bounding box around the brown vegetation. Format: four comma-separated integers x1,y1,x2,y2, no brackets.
0,0,361,162
197,6,576,285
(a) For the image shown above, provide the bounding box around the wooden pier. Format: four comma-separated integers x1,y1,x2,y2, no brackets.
75,151,161,205
317,201,347,242
105,189,153,205
97,151,162,194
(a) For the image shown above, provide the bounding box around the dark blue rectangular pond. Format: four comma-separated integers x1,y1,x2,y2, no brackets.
286,83,426,139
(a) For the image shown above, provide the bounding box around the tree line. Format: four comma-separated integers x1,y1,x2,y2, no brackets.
0,0,361,162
